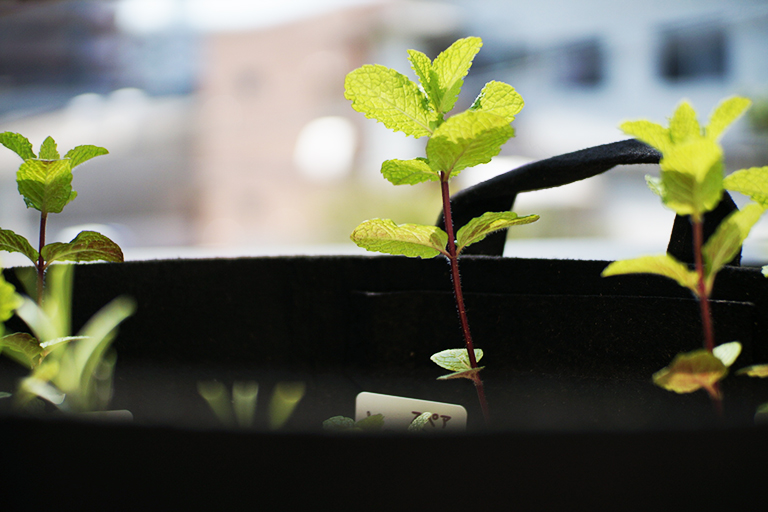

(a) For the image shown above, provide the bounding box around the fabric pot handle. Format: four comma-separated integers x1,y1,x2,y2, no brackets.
439,138,740,265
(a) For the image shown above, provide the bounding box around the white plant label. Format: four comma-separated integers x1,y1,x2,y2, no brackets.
355,391,467,432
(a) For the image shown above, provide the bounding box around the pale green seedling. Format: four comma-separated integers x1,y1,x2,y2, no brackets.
431,348,484,380
198,380,305,430
0,132,123,304
1,264,135,412
602,97,768,411
723,166,768,413
0,265,24,392
346,37,538,425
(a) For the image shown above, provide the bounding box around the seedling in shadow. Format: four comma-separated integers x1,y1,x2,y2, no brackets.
323,414,385,433
322,413,432,433
199,380,306,430
0,264,135,413
345,37,538,425
602,97,768,412
0,132,123,304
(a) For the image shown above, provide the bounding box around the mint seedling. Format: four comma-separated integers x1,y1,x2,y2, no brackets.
0,132,123,303
602,97,767,411
323,414,385,433
346,37,538,425
1,264,135,413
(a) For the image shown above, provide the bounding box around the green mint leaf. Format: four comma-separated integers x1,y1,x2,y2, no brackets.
73,296,135,394
431,36,482,113
653,349,728,400
660,136,722,182
669,101,701,144
456,211,539,253
426,110,514,179
322,414,384,433
355,413,385,431
41,230,124,266
0,272,22,323
39,136,59,159
344,64,436,138
0,332,42,369
0,228,39,264
703,202,765,290
0,131,36,160
350,219,448,258
64,145,108,169
407,49,441,112
724,166,768,206
658,139,724,218
381,158,439,185
712,341,742,368
430,348,484,372
619,120,671,154
323,416,356,431
16,159,75,214
707,96,751,140
601,254,698,294
657,170,721,219
736,364,768,378
470,80,524,122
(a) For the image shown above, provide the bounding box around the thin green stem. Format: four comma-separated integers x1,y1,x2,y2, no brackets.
36,211,47,306
440,172,490,425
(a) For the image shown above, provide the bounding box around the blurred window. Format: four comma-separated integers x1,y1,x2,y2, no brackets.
659,24,727,81
553,38,603,87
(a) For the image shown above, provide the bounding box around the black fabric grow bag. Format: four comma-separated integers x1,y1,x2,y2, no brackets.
1,140,766,509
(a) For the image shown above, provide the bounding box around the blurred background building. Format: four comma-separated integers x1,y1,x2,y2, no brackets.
1,0,767,264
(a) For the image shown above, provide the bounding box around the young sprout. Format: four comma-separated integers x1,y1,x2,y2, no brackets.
0,133,123,304
603,97,767,413
345,37,538,425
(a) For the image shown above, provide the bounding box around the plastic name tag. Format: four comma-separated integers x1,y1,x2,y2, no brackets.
355,391,467,432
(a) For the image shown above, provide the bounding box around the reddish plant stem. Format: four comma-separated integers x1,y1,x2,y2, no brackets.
440,172,490,425
36,212,47,305
692,216,721,412
692,217,715,352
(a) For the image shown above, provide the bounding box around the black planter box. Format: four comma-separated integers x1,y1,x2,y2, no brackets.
2,141,767,508
1,255,767,509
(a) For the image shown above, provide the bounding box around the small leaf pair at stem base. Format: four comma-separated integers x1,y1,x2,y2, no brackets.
351,212,539,259
322,414,384,433
431,348,484,380
736,364,768,378
652,342,741,401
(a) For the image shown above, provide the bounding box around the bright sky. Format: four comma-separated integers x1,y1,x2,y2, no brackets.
116,0,382,33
